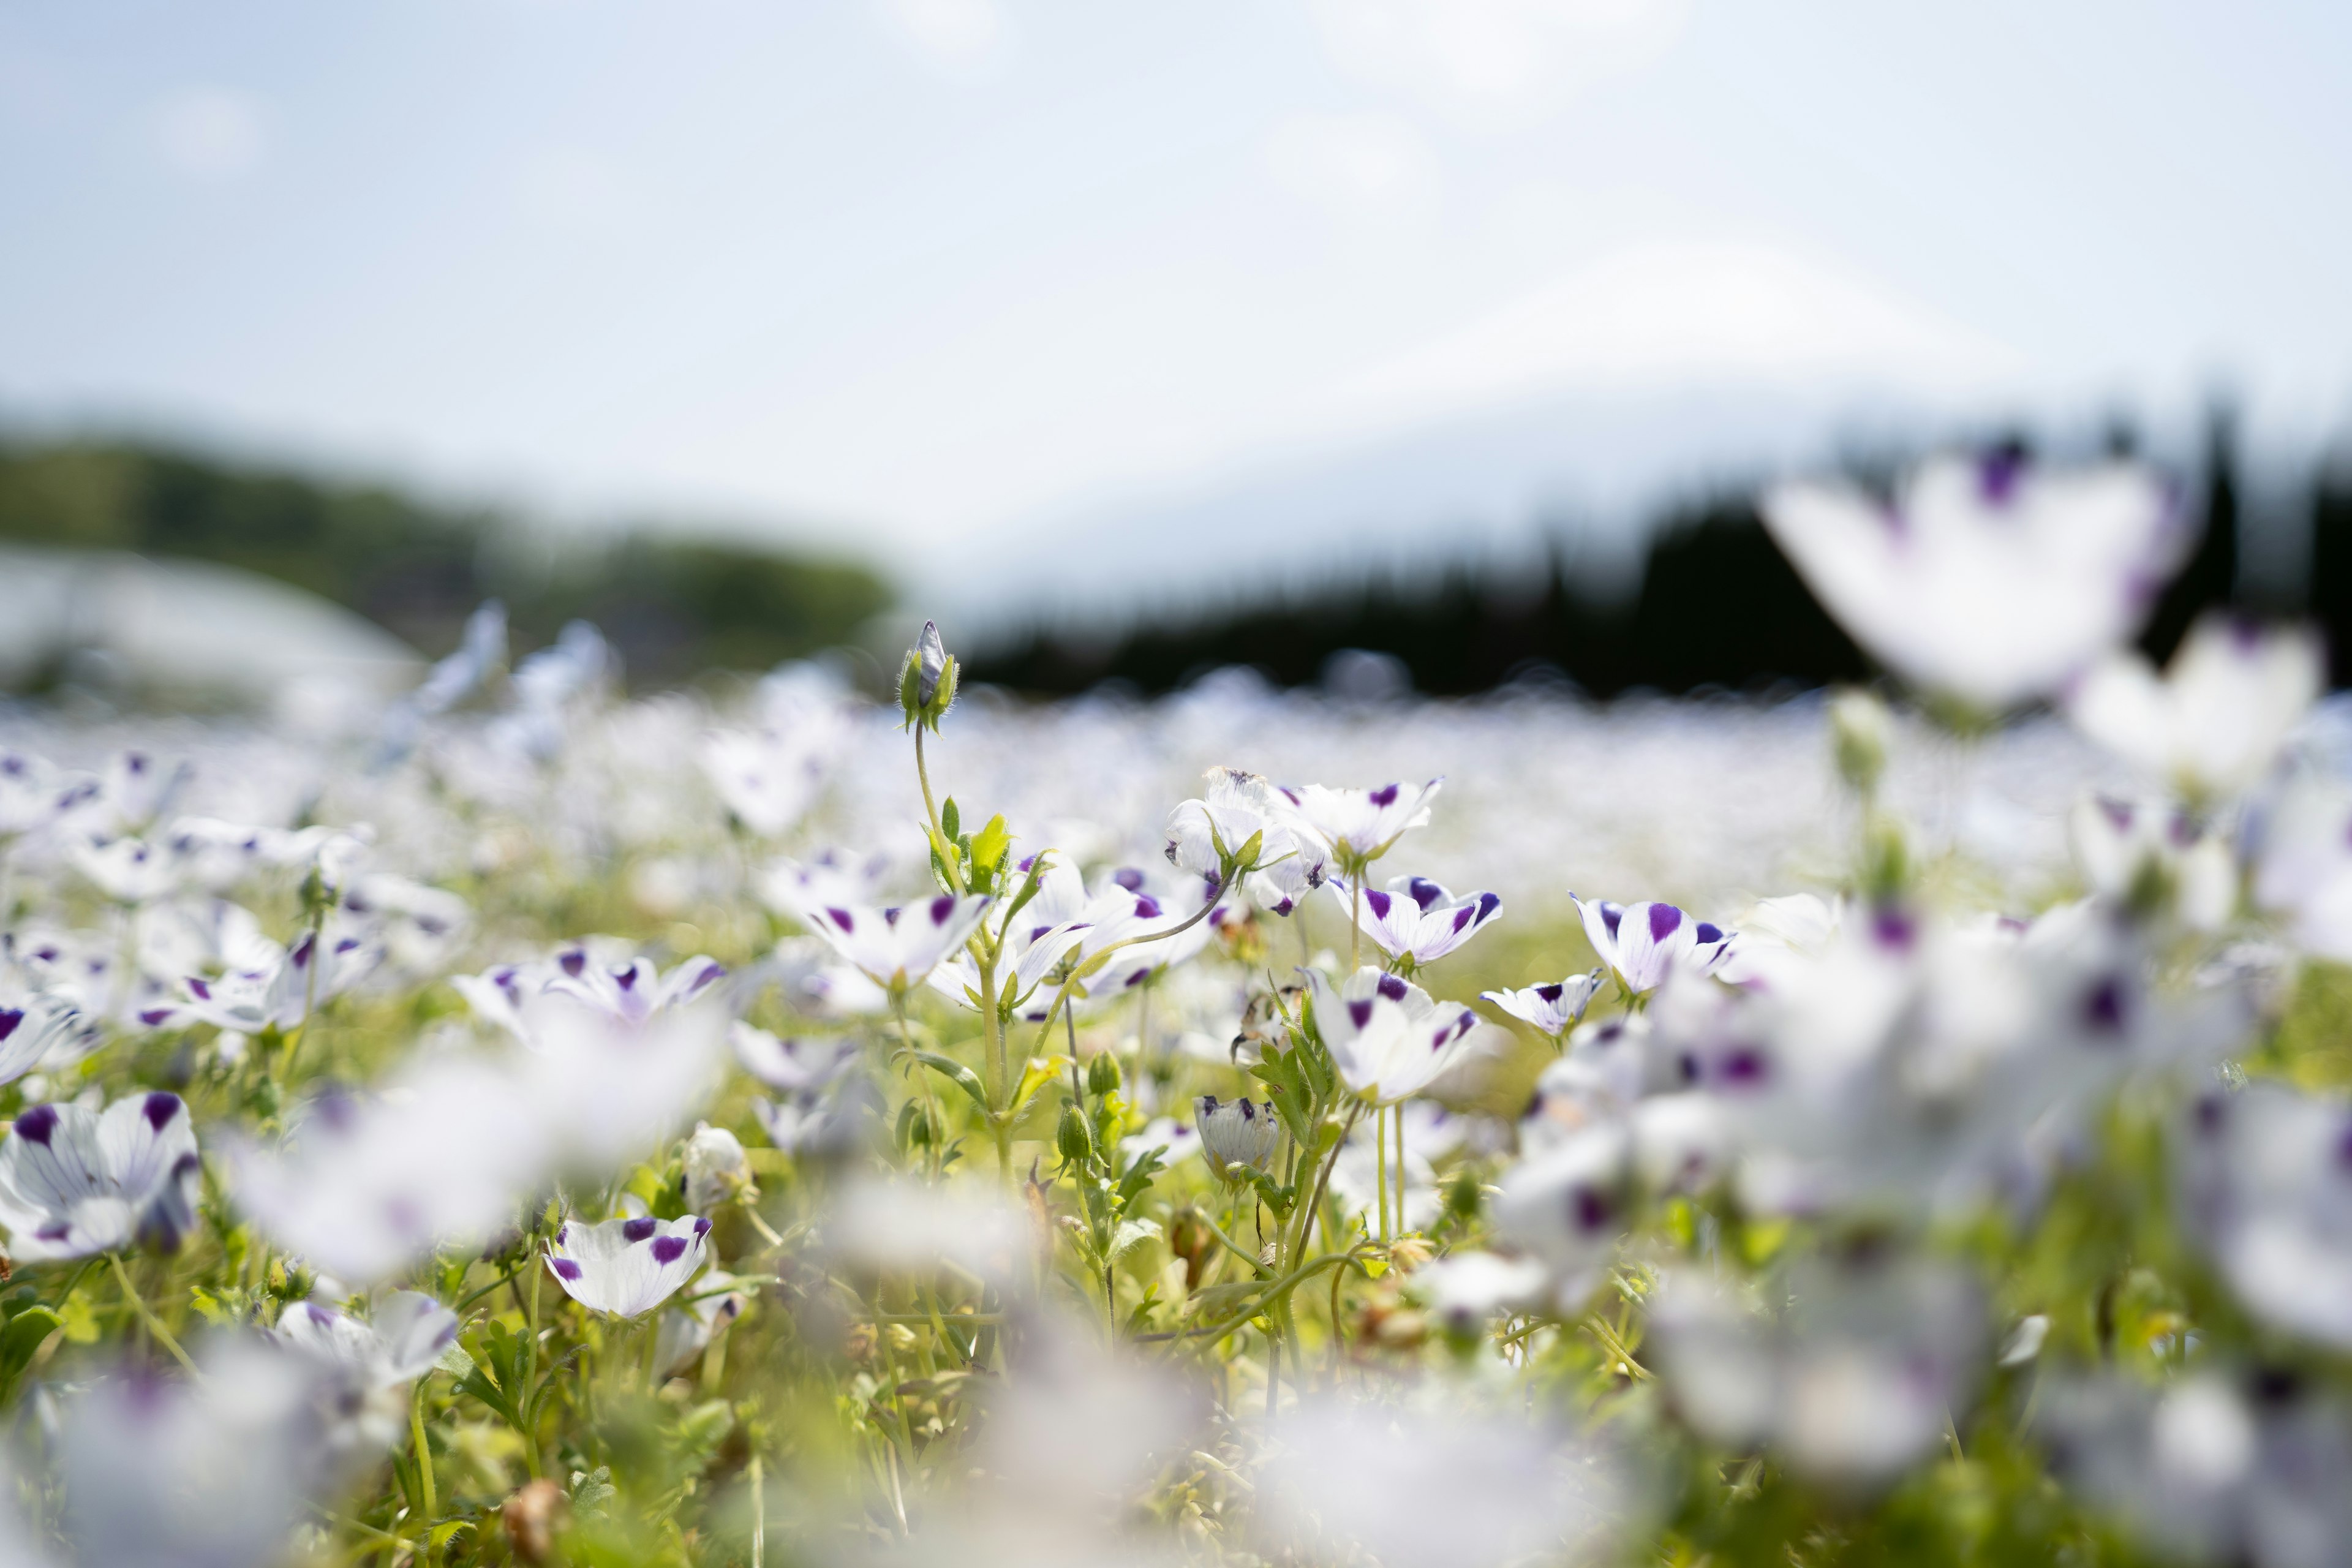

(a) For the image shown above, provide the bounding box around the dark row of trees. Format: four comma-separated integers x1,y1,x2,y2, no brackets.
0,436,890,687
971,423,2288,699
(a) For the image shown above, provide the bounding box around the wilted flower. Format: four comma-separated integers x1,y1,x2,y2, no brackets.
1330,874,1502,967
1305,967,1494,1105
0,1092,202,1260
1763,454,2186,710
545,1215,712,1318
1194,1094,1281,1177
2069,614,2321,802
1483,969,1605,1040
1572,895,1732,996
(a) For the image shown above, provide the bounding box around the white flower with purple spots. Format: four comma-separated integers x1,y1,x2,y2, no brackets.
1332,875,1502,968
771,875,992,995
270,1290,462,1460
0,1091,202,1261
1574,895,1732,996
731,1023,860,1095
1306,966,1493,1105
1164,766,1326,913
1194,1094,1282,1177
2069,614,2321,803
1278,779,1442,874
545,1214,712,1318
179,924,382,1035
1482,969,1605,1041
0,993,88,1087
1491,1123,1632,1311
454,948,726,1049
1763,453,2186,710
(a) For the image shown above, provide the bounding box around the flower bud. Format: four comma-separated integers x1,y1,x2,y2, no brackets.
899,620,959,732
1086,1052,1121,1096
1830,687,1891,797
1055,1100,1093,1164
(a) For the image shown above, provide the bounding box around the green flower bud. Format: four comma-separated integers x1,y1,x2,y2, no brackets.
1055,1100,1093,1164
899,620,959,733
1830,687,1891,797
1086,1052,1121,1096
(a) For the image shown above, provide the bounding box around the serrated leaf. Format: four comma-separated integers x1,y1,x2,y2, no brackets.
428,1521,475,1549
1109,1217,1163,1262
913,1051,992,1117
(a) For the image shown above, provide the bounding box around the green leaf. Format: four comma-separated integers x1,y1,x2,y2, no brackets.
56,1291,98,1345
428,1521,476,1550
970,814,1011,874
0,1305,59,1378
913,1051,992,1118
1109,1217,1163,1262
940,797,961,840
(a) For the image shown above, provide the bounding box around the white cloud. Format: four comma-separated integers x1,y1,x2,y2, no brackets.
153,86,266,180
1336,239,2020,424
872,0,1010,77
1305,0,1688,129
1264,111,1439,227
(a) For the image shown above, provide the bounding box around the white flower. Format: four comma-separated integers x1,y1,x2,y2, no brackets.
0,995,88,1088
1119,1115,1202,1166
1330,874,1502,967
1414,1250,1551,1337
0,1092,201,1260
1648,1253,1986,1488
270,1291,461,1460
656,1287,746,1379
1573,895,1732,996
1490,1124,1630,1311
730,1024,860,1094
1277,778,1441,872
681,1122,748,1210
2068,795,2236,931
453,947,726,1050
1163,766,1326,912
179,923,383,1035
772,878,992,994
228,1059,551,1284
2252,771,2352,961
1763,454,2187,709
1193,1095,1282,1177
2069,615,2321,801
1305,966,1493,1105
545,1214,712,1318
699,664,858,837
2177,1082,2352,1350
1482,969,1604,1040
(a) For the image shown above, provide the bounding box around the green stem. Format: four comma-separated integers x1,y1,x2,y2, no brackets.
1376,1103,1390,1243
522,1261,543,1479
108,1252,199,1378
410,1381,438,1557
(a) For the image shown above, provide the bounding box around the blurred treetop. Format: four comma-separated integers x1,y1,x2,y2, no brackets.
0,434,891,687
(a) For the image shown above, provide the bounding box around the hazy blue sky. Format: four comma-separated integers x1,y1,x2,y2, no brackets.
4,1,2351,567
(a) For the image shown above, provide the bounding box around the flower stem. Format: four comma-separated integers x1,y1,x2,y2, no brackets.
107,1251,198,1379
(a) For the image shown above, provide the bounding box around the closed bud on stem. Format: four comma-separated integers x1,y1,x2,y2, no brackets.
1055,1100,1093,1164
1087,1052,1121,1096
899,620,959,733
1830,687,1891,797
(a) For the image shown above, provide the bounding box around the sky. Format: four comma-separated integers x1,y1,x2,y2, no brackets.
4,1,2351,609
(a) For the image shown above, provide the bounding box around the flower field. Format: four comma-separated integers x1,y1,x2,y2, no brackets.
0,456,2349,1567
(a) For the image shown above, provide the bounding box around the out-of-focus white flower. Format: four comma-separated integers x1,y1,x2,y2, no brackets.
2041,1370,2352,1568
2177,1082,2352,1350
1059,863,1231,1003
1120,1115,1202,1166
1648,1253,1986,1489
2068,795,2237,931
1714,893,1844,989
69,833,184,904
228,1059,551,1284
2252,771,2352,961
1305,966,1494,1105
1193,1094,1281,1177
1483,969,1604,1040
656,1287,745,1379
1164,766,1327,913
1491,1123,1630,1311
1414,1249,1551,1337
339,872,470,975
491,620,615,763
771,936,895,1019
823,1179,1030,1283
545,1214,712,1318
731,1023,860,1094
700,662,859,837
58,1335,325,1568
1522,1014,1654,1150
1762,454,2187,710
1255,1395,1637,1568
270,1291,461,1460
1330,873,1502,967
452,946,725,1049
2069,614,2322,802
178,922,382,1034
1573,895,1732,996
0,1092,201,1260
0,993,88,1088
681,1121,748,1210
1277,778,1441,873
